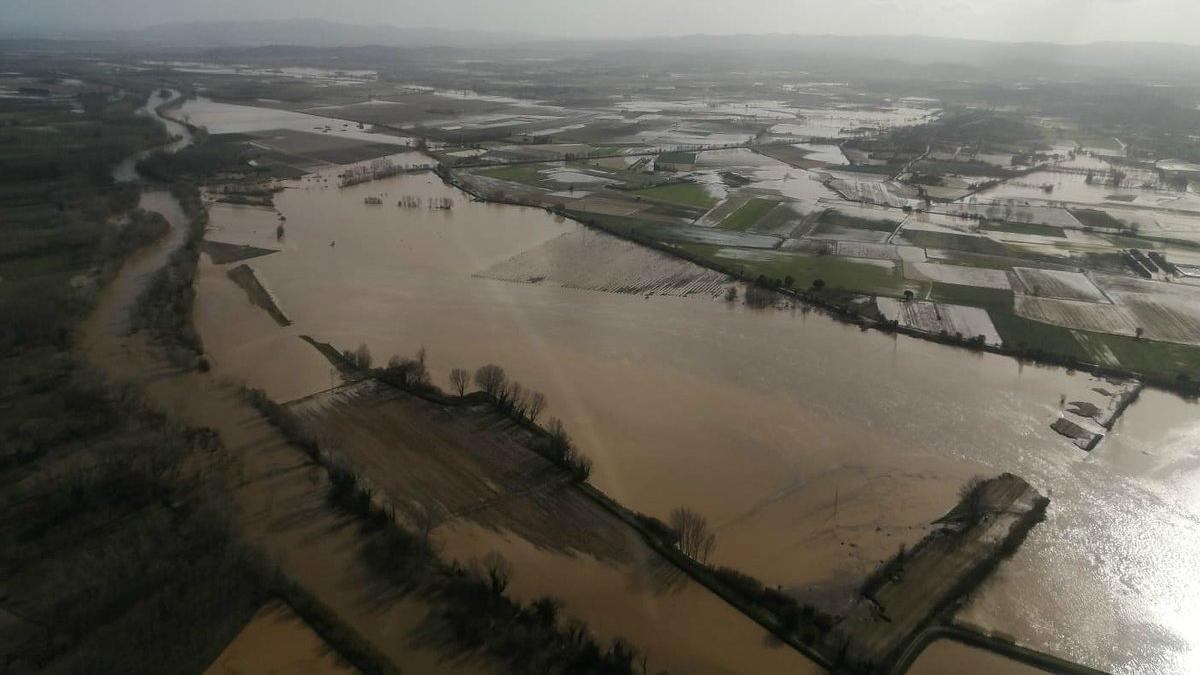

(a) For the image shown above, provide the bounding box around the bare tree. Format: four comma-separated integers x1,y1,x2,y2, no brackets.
958,475,989,526
526,391,547,423
481,551,512,596
474,364,507,398
670,507,716,563
354,343,373,370
449,368,470,396
546,417,571,459
569,451,592,481
530,596,561,629
506,381,525,415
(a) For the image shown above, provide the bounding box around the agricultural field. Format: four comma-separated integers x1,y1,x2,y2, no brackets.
13,29,1200,675
634,181,718,208
405,79,1200,385
477,229,730,297
718,197,786,231
1012,268,1108,302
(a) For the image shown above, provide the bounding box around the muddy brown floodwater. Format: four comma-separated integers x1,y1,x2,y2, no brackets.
906,640,1043,675
205,601,355,675
193,145,1200,674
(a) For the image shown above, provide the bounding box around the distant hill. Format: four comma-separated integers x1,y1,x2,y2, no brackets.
142,23,1200,75
85,18,537,49
638,33,1200,75
6,19,1200,78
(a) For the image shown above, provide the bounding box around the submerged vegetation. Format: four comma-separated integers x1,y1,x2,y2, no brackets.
131,182,208,364
0,88,264,672
7,28,1200,675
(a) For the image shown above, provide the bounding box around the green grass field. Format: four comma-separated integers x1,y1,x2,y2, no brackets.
477,164,550,187
899,229,1011,256
981,221,1067,238
718,198,782,231
754,144,819,168
634,182,717,208
679,244,923,296
1069,208,1126,230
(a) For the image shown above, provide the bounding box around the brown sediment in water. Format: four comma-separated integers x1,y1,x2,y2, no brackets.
204,600,355,675
287,379,825,674
288,380,636,561
476,230,730,297
189,152,1200,673
84,182,816,675
79,190,489,675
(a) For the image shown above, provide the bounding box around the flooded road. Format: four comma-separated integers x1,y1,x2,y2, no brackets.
189,146,1200,671
906,640,1043,675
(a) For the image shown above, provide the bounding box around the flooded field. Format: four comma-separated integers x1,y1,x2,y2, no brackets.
176,97,411,143
184,116,1200,674
205,601,355,675
288,381,822,674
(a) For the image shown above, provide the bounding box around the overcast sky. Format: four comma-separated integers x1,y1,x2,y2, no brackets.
4,0,1198,45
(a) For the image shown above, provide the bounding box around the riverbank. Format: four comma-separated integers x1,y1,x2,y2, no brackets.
438,163,1193,402
826,474,1049,673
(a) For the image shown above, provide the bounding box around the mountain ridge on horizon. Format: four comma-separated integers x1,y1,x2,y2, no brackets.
7,18,1200,76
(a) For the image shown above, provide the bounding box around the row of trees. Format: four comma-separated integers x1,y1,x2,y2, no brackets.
337,346,589,481
469,363,592,480
470,363,548,423
652,504,836,645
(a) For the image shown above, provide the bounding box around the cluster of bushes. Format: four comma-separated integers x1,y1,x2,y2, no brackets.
2,283,79,353
104,208,169,256
243,377,655,674
0,352,266,673
710,567,833,644
0,93,166,187
131,182,207,366
379,347,441,396
744,284,778,309
472,363,548,423
431,556,656,675
134,130,246,182
463,361,589,479
858,544,907,600
535,417,592,481
0,97,158,355
361,350,590,482
356,523,657,675
240,385,320,457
